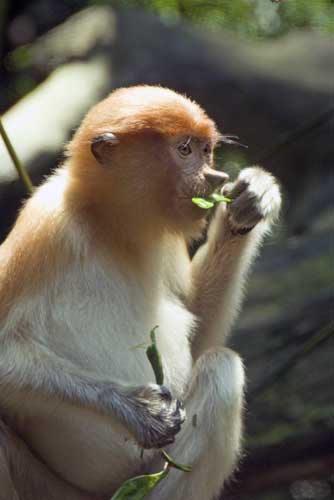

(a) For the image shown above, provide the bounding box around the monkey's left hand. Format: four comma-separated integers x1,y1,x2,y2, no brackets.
222,166,281,234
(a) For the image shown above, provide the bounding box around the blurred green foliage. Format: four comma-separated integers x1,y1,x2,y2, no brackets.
1,0,333,110
94,0,334,38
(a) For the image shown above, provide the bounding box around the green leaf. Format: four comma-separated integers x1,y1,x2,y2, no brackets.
209,193,232,203
110,467,169,500
120,327,191,499
161,450,192,472
191,197,214,209
146,326,164,385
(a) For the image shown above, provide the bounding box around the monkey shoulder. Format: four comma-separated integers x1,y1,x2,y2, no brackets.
0,170,88,335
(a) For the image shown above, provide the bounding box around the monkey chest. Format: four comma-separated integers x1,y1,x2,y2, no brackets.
47,279,194,397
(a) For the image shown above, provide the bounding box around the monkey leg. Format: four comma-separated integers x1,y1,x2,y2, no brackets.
0,418,105,500
148,348,245,500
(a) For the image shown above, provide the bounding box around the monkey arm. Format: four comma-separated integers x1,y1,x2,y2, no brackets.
188,210,268,359
187,167,281,360
0,333,184,450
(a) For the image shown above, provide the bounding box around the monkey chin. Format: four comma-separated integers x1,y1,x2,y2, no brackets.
167,203,208,241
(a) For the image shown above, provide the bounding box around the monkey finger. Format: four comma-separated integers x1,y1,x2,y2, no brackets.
228,190,264,229
221,180,249,200
156,436,175,448
173,400,186,423
159,386,173,403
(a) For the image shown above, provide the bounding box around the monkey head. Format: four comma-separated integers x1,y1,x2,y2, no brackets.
66,86,229,235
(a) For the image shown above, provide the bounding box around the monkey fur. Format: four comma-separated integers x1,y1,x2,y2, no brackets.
0,86,281,499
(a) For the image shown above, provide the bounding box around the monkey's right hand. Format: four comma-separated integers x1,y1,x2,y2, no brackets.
127,384,186,449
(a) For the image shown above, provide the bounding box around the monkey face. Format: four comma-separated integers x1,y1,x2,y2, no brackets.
84,129,229,234
68,85,230,234
164,135,229,222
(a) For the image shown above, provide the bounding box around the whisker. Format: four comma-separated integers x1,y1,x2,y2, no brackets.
218,134,248,149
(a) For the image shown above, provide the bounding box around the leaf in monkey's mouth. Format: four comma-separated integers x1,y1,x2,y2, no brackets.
192,193,232,210
191,197,214,209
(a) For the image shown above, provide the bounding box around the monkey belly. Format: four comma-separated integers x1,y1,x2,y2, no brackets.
17,406,151,494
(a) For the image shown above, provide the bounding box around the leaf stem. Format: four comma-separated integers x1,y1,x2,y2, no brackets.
0,117,33,194
161,449,192,472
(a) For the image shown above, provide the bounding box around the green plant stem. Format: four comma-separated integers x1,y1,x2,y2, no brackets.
146,326,164,385
0,117,33,194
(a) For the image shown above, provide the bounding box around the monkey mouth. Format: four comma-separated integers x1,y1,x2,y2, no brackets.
179,193,208,204
184,185,211,202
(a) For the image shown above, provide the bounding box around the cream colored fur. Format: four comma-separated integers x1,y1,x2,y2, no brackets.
0,86,281,500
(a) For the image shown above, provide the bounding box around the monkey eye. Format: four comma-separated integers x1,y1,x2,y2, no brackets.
178,141,192,157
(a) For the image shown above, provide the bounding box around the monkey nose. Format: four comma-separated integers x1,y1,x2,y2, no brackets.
204,168,229,189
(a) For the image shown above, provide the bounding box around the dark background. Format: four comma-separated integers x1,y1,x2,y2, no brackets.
1,1,334,499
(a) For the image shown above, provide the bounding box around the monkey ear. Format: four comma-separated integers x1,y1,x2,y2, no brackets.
91,133,120,164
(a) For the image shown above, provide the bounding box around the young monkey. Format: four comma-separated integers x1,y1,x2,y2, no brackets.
0,86,281,499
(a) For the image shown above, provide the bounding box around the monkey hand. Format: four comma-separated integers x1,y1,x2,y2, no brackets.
222,166,281,234
128,384,186,449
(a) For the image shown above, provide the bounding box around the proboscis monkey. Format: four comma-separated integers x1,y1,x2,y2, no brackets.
0,86,281,499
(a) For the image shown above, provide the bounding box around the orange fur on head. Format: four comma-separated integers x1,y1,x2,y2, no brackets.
62,86,220,254
66,86,219,166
